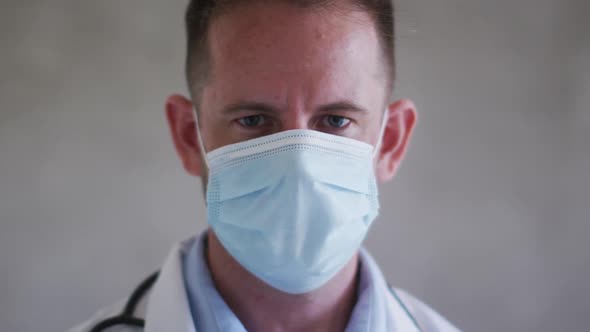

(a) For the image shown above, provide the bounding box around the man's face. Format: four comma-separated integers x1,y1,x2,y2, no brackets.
166,2,416,185
198,2,389,154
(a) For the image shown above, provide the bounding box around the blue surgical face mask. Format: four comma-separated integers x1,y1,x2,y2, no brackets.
195,113,387,294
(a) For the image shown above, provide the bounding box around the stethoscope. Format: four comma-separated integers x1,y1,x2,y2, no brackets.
89,271,423,332
90,271,159,332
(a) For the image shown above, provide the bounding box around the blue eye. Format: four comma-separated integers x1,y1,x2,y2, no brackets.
238,115,266,127
324,115,351,129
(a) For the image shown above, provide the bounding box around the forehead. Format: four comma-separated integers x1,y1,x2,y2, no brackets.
202,2,387,108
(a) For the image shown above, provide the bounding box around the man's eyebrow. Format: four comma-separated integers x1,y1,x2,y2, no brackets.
222,101,280,115
318,101,369,114
221,100,369,115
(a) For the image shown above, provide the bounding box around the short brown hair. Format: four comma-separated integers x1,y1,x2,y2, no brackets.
184,0,395,102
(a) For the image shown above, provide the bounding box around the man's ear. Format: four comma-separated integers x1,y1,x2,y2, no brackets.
165,94,203,177
376,99,417,182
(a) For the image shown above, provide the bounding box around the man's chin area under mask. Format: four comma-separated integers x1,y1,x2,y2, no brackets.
204,228,362,297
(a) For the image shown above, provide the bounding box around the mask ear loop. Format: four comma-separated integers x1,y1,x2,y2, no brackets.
193,107,210,170
372,108,389,160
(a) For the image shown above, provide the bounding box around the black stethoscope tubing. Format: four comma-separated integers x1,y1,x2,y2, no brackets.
89,271,159,332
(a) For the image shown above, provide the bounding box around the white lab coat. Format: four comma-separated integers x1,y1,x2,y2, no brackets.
68,239,458,332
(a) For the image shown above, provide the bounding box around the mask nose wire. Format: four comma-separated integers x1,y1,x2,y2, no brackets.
193,107,210,170
372,108,389,160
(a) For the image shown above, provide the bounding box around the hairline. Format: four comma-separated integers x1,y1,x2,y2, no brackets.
185,0,395,109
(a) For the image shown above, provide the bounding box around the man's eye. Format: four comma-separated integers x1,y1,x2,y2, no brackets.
237,115,266,128
323,115,351,129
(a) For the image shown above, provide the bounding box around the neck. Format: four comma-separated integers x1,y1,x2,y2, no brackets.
206,230,359,332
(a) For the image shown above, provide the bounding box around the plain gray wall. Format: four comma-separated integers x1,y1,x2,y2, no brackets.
0,1,588,331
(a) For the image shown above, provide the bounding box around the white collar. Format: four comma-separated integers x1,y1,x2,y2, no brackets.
144,239,196,332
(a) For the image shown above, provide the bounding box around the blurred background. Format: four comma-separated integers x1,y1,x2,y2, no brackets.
0,0,588,331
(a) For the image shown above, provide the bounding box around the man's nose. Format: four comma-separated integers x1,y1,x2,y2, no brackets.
280,111,310,131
